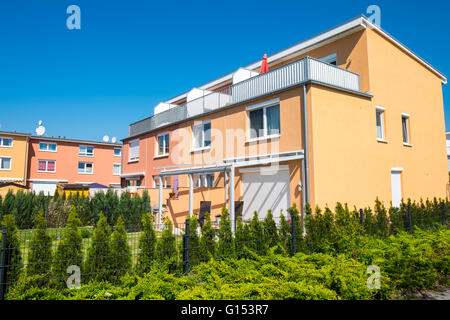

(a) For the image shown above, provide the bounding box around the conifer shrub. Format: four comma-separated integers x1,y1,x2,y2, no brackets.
199,212,216,262
249,211,265,255
1,214,23,287
287,203,303,253
52,206,83,288
85,212,113,282
374,198,389,237
263,209,279,249
27,212,53,285
216,206,235,259
110,216,132,282
155,218,179,273
137,212,157,274
234,216,248,258
183,215,201,268
278,210,291,253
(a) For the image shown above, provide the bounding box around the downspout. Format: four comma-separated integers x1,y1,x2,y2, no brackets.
23,136,29,187
303,84,309,205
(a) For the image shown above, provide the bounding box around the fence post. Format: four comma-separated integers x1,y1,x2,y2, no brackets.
0,227,7,301
359,209,364,236
291,213,296,257
407,204,412,234
183,219,190,274
441,201,447,225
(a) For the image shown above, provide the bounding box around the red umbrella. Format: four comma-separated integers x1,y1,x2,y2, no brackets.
259,54,269,74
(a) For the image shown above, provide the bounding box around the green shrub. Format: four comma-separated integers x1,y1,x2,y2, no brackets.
216,207,235,259
27,212,52,284
155,218,179,273
137,212,157,274
1,214,23,286
110,216,132,281
199,212,216,262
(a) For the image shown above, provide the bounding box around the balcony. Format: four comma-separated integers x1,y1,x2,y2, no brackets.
129,56,363,137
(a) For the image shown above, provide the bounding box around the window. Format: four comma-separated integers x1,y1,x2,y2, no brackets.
320,53,337,66
39,142,57,152
78,162,93,174
154,176,171,188
38,160,56,172
402,114,411,145
0,157,11,170
192,121,211,150
113,164,121,175
249,104,280,139
129,139,139,161
79,145,94,157
194,174,215,187
376,107,386,141
157,133,170,156
114,148,122,157
0,137,12,147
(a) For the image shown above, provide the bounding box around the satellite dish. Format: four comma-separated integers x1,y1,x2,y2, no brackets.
38,120,43,126
103,135,109,142
35,124,46,136
111,137,117,143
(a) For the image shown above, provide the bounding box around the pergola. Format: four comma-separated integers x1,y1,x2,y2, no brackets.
155,150,305,233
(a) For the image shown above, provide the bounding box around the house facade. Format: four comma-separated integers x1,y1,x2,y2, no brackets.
27,136,122,195
122,16,448,229
0,131,31,186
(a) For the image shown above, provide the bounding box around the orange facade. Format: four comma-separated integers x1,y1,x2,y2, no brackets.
27,137,122,195
122,17,448,225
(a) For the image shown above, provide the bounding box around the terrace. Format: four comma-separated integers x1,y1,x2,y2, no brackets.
129,56,364,137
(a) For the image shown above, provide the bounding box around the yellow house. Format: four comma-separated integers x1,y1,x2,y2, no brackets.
0,131,31,187
123,16,448,228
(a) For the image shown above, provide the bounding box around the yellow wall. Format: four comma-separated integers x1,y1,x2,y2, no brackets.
0,185,29,197
0,134,29,184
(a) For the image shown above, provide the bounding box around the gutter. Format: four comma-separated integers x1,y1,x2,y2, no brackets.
302,85,310,206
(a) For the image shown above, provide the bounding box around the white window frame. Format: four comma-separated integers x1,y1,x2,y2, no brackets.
129,139,140,162
376,106,387,142
79,145,94,157
401,113,411,146
114,148,122,157
113,163,121,176
37,159,56,173
320,53,337,65
247,100,281,142
39,142,57,152
0,137,13,148
155,132,170,157
154,176,171,188
194,173,215,188
0,157,12,171
192,121,211,151
78,162,94,175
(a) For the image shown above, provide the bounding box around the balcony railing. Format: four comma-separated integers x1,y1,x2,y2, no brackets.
129,56,362,137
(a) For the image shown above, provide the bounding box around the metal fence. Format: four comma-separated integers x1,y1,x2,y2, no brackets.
129,56,362,137
0,202,448,299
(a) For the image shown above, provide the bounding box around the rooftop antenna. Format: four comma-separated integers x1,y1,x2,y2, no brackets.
111,137,117,143
102,135,110,143
35,120,46,136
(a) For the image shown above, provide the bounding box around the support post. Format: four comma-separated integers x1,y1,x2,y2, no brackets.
229,166,235,234
224,169,228,210
188,174,194,218
158,176,163,230
183,219,190,274
0,227,7,301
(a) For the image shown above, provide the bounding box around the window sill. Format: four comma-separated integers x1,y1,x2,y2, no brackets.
154,154,169,159
403,143,413,148
78,172,93,175
79,155,94,157
0,168,11,171
39,150,57,153
0,146,13,148
246,134,280,143
191,147,211,153
37,171,56,173
128,159,139,163
377,139,389,144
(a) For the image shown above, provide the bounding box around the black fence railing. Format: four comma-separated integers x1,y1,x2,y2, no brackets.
0,200,449,300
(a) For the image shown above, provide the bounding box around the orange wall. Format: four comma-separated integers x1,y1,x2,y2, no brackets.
0,133,29,184
27,138,121,187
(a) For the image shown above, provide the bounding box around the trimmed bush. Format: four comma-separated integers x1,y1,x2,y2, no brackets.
110,216,132,281
216,207,235,259
1,214,23,286
155,218,178,273
199,212,216,262
137,212,157,274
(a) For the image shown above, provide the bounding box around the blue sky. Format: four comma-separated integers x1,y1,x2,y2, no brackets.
0,0,449,141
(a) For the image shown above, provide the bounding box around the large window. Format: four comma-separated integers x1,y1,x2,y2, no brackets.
0,157,11,170
192,121,211,150
249,104,280,139
0,137,13,147
78,162,93,174
38,160,56,172
79,145,94,157
402,114,411,145
39,142,57,152
376,107,386,141
157,133,170,156
129,139,140,161
320,53,337,65
113,164,121,175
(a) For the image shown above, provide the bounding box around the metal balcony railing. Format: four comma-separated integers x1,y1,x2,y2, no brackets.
129,56,362,137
